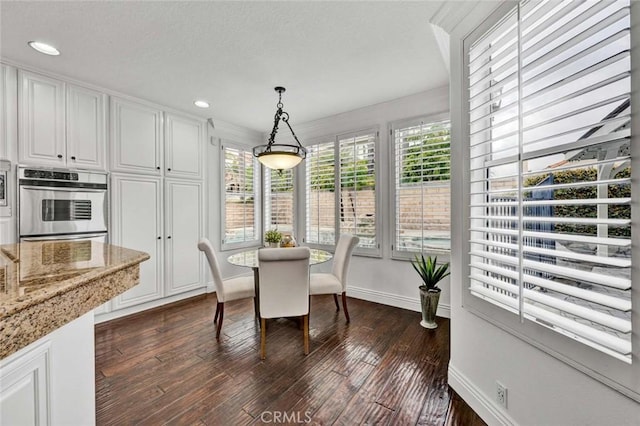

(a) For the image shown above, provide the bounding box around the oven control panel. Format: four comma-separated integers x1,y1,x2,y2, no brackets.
23,169,79,181
18,167,107,187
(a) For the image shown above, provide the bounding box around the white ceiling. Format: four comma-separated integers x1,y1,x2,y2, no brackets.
0,1,456,132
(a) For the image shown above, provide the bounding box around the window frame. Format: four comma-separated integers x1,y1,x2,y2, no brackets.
220,141,261,251
390,113,452,261
303,127,382,257
460,1,639,402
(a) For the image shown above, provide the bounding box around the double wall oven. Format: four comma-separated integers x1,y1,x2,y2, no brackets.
18,166,109,244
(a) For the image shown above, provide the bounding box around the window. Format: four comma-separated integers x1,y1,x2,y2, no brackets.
264,168,295,235
392,117,451,258
305,141,336,246
465,0,636,398
221,144,260,249
305,129,379,254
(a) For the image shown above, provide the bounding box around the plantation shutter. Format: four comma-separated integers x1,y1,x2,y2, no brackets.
264,168,294,234
305,141,336,245
469,0,632,361
393,119,451,254
338,130,377,250
223,146,259,246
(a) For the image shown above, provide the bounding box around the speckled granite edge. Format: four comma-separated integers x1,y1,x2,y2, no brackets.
0,251,150,319
0,264,140,360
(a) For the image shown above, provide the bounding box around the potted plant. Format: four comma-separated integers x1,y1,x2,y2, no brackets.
411,254,450,329
264,229,282,248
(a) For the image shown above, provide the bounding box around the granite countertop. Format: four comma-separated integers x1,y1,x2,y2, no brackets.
0,240,149,360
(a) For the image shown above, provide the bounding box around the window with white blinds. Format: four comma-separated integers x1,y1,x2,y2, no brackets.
392,118,451,257
264,168,294,235
221,144,260,249
469,0,632,363
305,130,379,254
305,141,336,246
338,131,377,250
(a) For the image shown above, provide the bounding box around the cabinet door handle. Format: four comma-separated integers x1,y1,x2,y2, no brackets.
167,236,172,239
71,156,76,160
156,166,160,170
157,236,161,240
167,168,171,172
57,154,63,159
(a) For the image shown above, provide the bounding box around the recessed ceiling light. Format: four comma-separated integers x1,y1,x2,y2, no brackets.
194,100,210,109
28,41,60,56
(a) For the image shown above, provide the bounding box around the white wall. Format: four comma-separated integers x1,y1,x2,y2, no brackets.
447,3,640,425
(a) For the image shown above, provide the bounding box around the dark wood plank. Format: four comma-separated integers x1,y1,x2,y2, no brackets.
95,293,486,426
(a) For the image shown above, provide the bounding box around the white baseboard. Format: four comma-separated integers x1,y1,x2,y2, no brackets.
448,363,517,426
94,288,207,324
346,285,451,319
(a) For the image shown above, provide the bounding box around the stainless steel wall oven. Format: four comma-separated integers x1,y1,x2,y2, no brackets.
18,167,108,243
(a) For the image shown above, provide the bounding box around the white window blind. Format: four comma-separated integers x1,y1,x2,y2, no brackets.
469,0,632,361
222,145,259,248
338,131,377,250
393,119,451,255
264,168,294,235
305,141,336,246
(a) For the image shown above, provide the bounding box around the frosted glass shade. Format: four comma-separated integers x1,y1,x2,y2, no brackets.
257,152,303,170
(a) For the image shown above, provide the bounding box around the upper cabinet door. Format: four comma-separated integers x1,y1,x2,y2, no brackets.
164,113,204,180
110,96,162,175
66,84,107,170
18,70,66,166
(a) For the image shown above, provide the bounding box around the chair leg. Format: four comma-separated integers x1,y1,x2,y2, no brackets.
333,294,340,311
216,303,224,340
303,314,309,355
260,318,267,360
341,292,350,323
253,296,259,319
214,302,221,324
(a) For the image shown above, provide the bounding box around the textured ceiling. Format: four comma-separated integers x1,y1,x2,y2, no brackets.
0,1,454,132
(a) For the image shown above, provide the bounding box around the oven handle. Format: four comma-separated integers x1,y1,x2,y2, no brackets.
20,185,107,193
21,233,107,242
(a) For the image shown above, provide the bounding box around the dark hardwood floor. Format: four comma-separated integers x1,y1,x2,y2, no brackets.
95,294,485,426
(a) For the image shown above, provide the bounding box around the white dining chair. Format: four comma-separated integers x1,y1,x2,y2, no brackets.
258,247,311,360
198,238,255,340
309,234,359,322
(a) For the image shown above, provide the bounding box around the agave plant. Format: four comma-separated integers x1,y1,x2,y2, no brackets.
411,254,450,292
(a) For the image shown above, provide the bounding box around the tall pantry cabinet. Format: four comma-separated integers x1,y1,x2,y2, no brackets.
104,97,205,316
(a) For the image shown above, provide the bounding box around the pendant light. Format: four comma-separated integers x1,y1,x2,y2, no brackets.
253,87,306,170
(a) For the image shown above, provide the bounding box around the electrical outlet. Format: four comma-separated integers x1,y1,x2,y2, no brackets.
496,381,508,408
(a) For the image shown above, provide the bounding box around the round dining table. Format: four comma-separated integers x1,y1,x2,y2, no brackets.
227,248,333,316
227,247,332,269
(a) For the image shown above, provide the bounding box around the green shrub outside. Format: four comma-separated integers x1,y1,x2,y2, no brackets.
524,167,630,237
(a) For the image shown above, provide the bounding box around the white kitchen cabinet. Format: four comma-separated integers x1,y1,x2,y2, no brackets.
109,175,205,311
0,341,50,426
110,174,164,309
18,70,106,170
164,113,204,180
110,97,163,175
164,179,204,295
0,312,96,426
18,70,65,167
1,64,18,243
66,84,107,169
